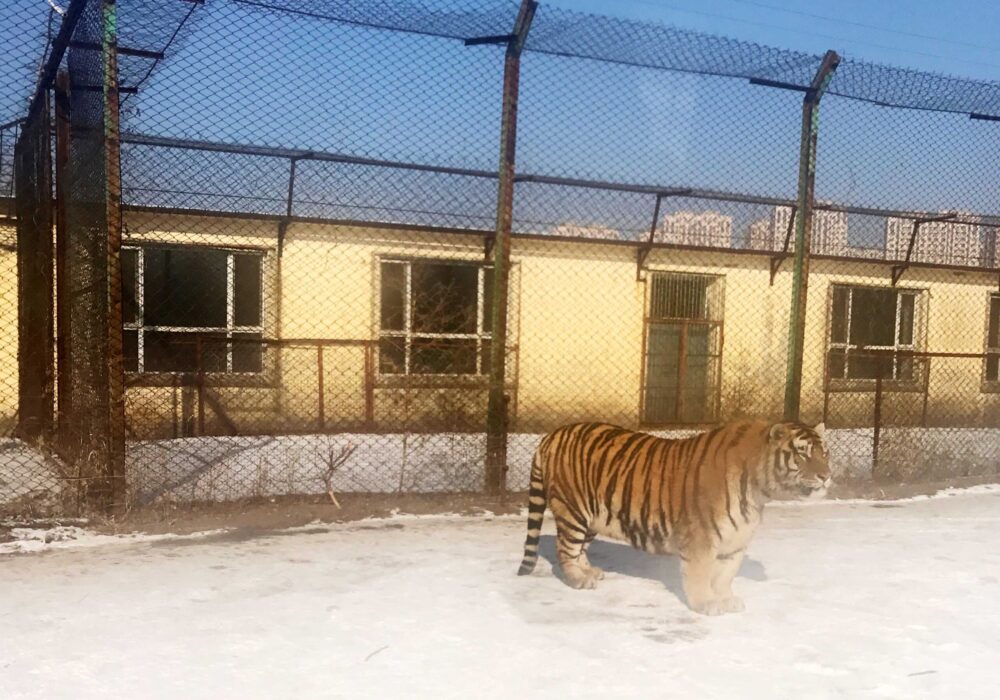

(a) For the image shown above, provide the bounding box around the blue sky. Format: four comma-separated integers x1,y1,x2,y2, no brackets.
546,0,1000,82
104,0,1000,248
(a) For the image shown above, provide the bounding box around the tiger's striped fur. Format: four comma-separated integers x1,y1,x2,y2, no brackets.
517,420,831,615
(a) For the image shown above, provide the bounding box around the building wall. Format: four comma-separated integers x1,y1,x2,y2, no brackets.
3,213,1000,439
0,224,17,434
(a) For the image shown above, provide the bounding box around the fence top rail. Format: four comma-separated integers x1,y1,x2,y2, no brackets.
118,132,999,227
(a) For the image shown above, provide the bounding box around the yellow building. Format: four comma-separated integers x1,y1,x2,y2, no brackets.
3,211,1000,445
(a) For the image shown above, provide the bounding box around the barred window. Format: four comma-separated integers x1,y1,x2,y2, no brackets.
643,273,723,425
986,295,1000,383
828,285,921,382
378,259,493,376
122,246,264,374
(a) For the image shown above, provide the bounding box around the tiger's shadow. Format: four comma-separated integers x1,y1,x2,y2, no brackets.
536,535,767,602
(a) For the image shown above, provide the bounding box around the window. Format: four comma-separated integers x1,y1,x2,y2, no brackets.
122,246,265,374
828,285,920,381
986,295,1000,383
378,259,493,376
642,273,723,424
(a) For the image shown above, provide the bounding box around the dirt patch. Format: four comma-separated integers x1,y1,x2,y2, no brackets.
94,491,526,536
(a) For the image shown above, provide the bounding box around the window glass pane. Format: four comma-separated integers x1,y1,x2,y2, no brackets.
848,352,891,380
144,332,226,373
122,249,137,324
232,333,263,373
896,357,914,381
830,287,848,344
411,337,477,374
482,267,494,333
988,354,1000,382
848,287,896,347
233,254,263,327
827,348,846,379
411,263,478,334
380,263,405,331
123,330,139,372
144,248,227,328
379,337,405,374
898,294,915,345
989,297,1000,349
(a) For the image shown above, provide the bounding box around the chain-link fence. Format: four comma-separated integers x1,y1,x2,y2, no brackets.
4,0,1000,516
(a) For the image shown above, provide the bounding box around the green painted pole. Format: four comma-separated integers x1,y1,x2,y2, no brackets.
485,0,536,495
783,50,840,421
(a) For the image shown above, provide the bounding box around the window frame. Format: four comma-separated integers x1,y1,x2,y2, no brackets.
640,271,725,427
123,244,267,377
983,292,1000,390
376,257,494,379
826,283,925,389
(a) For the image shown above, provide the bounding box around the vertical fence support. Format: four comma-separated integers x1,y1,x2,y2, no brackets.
317,344,326,431
872,365,884,481
54,72,72,455
62,0,126,512
783,50,840,421
103,0,126,509
14,93,55,443
485,0,536,495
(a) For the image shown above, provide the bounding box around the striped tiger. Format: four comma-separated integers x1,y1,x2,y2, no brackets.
516,419,831,615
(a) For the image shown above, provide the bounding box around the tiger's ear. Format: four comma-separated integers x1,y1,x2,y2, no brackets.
768,423,791,443
813,422,826,442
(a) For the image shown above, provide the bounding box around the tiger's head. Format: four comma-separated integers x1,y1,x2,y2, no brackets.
767,422,832,499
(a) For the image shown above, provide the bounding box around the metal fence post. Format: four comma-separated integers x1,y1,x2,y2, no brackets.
783,50,840,421
485,0,536,495
103,0,126,510
14,93,55,444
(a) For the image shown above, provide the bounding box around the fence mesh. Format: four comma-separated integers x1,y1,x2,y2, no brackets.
4,0,1000,516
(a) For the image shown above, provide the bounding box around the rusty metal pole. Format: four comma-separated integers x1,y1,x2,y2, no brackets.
783,50,840,421
484,0,536,495
872,362,884,481
103,0,126,511
54,72,72,456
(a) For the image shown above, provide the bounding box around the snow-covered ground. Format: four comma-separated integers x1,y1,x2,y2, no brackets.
2,488,1000,699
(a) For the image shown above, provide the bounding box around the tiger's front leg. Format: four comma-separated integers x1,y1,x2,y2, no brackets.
681,548,745,616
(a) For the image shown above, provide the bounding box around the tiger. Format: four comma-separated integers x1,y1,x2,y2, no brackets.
516,419,831,615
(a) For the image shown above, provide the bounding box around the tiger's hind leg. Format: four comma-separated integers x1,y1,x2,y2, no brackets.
550,497,602,590
581,530,604,581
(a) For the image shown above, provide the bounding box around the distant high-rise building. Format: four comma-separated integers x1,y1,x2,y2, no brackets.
744,206,848,256
658,211,733,247
549,222,622,241
885,214,983,267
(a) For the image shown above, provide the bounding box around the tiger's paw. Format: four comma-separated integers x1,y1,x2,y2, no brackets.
691,596,745,616
564,568,603,590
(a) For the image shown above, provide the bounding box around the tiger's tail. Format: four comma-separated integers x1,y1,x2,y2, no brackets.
517,453,547,575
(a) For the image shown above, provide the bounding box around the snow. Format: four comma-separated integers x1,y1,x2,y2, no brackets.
3,490,1000,699
2,428,996,509
112,429,886,503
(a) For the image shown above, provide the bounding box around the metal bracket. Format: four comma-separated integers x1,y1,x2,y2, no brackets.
464,34,518,46
69,40,165,60
636,194,663,281
635,189,692,280
71,84,139,94
890,212,956,286
277,153,313,256
769,204,798,285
